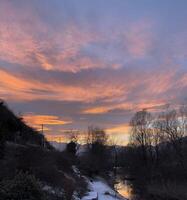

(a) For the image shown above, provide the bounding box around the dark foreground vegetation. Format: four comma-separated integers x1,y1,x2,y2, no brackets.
0,101,87,200
0,100,187,200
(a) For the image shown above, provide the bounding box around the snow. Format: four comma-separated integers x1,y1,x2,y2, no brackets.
81,178,127,200
72,166,127,200
82,191,98,200
72,165,81,177
42,185,64,196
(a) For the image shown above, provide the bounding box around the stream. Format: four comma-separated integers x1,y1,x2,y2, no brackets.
115,178,141,200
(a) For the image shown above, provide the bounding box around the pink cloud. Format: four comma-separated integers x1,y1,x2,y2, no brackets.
123,20,154,58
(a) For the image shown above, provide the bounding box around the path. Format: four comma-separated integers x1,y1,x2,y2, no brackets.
81,178,127,200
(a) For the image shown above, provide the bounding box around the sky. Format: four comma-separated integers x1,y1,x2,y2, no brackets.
0,0,187,145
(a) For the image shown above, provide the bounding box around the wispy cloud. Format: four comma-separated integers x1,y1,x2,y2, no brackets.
24,114,71,126
1,0,187,145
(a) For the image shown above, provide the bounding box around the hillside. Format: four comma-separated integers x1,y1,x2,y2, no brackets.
0,101,51,148
0,101,88,200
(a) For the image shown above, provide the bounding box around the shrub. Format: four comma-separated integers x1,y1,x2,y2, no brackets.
0,171,45,200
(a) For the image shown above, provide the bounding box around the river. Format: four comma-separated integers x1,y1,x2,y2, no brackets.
115,179,140,200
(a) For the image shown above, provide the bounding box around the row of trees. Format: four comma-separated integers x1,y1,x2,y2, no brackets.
65,106,187,184
130,107,187,169
65,126,111,177
116,106,186,188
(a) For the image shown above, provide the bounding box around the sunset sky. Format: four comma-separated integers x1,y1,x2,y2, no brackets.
0,0,187,144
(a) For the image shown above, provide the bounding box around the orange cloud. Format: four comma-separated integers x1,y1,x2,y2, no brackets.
23,114,71,134
136,101,166,111
83,101,166,115
0,68,125,102
83,103,133,114
24,114,71,126
83,107,111,114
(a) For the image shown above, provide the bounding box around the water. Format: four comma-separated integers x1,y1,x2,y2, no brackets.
115,179,140,200
115,180,133,199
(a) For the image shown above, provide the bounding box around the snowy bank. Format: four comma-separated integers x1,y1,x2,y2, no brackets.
81,177,127,200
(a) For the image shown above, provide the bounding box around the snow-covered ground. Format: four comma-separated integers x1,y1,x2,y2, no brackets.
71,166,127,200
81,178,127,200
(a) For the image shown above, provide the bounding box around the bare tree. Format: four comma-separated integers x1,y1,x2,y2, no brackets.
156,107,186,169
87,126,108,149
83,126,109,176
130,110,153,163
152,119,164,165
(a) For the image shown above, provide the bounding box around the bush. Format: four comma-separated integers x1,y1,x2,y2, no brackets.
66,141,77,156
0,171,45,200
